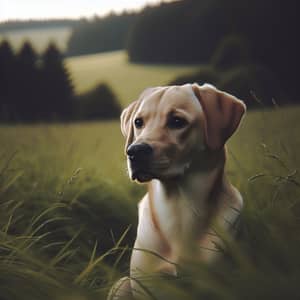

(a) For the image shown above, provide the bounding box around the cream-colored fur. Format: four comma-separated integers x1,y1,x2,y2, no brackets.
108,83,246,300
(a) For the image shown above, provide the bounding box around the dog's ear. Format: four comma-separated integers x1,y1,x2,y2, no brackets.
192,83,246,150
120,100,140,152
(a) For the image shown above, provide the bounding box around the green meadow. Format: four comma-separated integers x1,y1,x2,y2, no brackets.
66,50,201,105
0,49,300,299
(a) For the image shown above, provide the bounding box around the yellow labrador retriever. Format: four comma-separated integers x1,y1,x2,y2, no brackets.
108,83,246,300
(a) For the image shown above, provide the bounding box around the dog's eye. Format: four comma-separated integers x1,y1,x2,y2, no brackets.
134,118,144,129
167,116,188,129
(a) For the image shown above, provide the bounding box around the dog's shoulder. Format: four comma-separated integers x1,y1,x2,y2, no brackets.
217,182,243,232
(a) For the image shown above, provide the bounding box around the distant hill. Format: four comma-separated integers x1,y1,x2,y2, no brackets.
0,19,78,32
0,14,139,57
0,27,72,53
66,12,138,57
0,20,78,52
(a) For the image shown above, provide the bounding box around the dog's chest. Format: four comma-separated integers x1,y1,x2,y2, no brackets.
151,180,208,256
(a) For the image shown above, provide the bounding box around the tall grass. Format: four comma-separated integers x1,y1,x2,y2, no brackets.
0,106,299,299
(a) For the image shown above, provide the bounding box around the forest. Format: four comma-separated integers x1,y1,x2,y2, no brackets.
0,40,121,122
68,0,300,104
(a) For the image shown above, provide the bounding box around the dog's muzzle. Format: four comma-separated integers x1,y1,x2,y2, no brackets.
127,143,154,182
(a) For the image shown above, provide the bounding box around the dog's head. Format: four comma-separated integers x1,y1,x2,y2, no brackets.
121,83,246,183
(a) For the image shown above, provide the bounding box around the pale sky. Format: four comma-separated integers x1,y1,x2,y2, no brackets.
0,0,173,22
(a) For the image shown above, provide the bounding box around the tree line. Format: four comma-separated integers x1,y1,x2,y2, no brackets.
2,0,299,106
64,0,300,103
126,0,299,102
66,12,138,57
0,19,78,33
0,40,121,122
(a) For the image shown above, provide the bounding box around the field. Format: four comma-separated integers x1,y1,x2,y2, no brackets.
1,103,300,299
66,50,200,105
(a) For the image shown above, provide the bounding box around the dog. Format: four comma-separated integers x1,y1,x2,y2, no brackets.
108,83,246,300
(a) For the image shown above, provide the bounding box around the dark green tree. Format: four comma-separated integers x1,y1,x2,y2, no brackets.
127,0,230,63
67,12,137,56
76,83,121,120
127,0,299,102
15,41,39,121
40,43,74,120
0,40,15,121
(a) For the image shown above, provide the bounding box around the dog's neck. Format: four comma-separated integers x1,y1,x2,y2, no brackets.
148,148,227,234
154,147,226,203
147,148,227,262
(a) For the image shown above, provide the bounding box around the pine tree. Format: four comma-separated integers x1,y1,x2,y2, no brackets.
0,40,15,121
16,41,39,121
40,43,74,120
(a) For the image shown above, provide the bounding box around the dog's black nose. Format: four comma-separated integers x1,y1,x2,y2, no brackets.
127,143,153,162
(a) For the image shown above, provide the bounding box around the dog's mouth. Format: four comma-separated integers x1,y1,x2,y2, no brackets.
128,157,169,183
129,159,191,183
131,170,154,183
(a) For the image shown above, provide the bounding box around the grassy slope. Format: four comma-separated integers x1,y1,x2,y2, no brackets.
0,105,300,299
2,106,299,186
66,51,201,106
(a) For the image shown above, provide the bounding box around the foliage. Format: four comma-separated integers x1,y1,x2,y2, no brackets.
76,83,121,120
127,0,229,63
169,64,287,108
15,41,42,121
67,13,138,57
218,65,286,108
0,19,78,32
0,40,15,120
169,66,220,86
211,35,251,70
0,41,123,122
0,40,75,122
127,0,299,101
40,43,74,120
